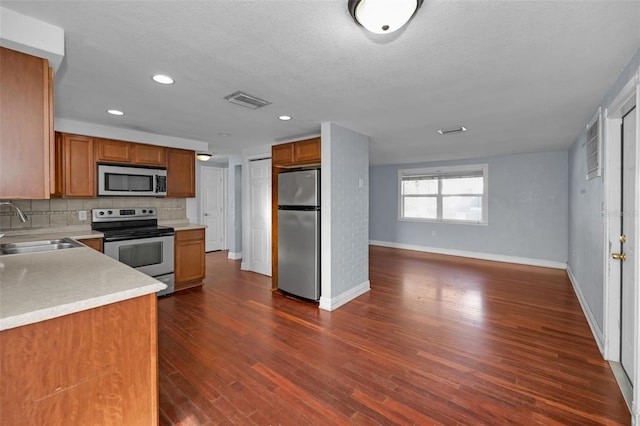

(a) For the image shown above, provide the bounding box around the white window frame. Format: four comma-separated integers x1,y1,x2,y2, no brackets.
398,164,488,225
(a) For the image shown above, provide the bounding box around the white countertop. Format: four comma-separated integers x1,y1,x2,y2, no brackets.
0,247,166,331
0,229,104,245
173,223,206,231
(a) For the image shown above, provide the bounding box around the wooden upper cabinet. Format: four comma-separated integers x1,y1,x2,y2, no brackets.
57,134,95,198
132,144,166,167
272,138,320,167
0,47,53,199
95,138,132,163
272,143,294,166
294,138,321,163
167,148,195,197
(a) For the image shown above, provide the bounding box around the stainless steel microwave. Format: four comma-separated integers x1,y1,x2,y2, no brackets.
97,164,167,197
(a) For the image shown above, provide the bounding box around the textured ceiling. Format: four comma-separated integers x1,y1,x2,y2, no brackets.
3,1,639,165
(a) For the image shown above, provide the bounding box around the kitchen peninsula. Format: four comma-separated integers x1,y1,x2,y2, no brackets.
0,243,165,424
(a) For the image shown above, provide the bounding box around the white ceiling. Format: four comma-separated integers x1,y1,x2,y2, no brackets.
3,1,639,165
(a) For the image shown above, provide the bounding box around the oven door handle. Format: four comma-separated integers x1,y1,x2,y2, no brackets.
103,232,175,242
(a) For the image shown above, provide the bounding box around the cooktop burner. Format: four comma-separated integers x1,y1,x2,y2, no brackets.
91,208,175,241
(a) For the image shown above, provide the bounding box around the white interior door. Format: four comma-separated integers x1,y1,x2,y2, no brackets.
249,159,272,276
621,105,637,384
201,167,224,252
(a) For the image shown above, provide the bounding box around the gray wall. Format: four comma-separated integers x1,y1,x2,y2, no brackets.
321,122,370,305
370,151,569,263
568,48,640,334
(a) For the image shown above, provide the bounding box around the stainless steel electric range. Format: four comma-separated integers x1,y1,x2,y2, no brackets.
92,208,175,296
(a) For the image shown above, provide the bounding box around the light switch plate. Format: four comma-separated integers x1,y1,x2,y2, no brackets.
78,210,87,221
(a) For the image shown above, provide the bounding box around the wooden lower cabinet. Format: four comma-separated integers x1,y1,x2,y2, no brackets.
0,294,159,425
174,228,205,291
79,237,103,252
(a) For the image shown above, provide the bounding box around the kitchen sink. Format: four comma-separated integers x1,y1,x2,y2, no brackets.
0,238,84,256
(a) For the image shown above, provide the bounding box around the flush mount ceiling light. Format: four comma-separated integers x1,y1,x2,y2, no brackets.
152,74,174,84
278,115,292,121
196,153,212,161
348,0,423,34
107,109,124,116
437,126,467,135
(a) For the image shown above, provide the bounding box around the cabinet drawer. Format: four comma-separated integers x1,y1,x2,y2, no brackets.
175,228,205,242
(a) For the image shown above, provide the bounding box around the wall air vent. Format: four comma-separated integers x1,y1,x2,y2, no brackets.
586,107,602,180
224,91,272,109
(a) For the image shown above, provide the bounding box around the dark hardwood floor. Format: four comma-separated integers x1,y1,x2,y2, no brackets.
157,246,630,425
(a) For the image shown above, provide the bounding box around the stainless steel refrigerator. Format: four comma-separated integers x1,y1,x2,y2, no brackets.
277,168,320,300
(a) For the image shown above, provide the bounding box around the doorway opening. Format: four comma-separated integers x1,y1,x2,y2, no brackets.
604,72,639,413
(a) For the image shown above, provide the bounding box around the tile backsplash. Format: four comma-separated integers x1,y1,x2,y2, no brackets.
0,197,186,231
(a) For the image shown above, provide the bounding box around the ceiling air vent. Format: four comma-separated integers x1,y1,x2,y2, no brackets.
586,107,602,180
224,91,271,109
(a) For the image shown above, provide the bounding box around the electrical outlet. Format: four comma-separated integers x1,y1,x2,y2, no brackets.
78,210,87,221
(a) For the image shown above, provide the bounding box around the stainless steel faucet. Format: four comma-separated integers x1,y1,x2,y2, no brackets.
0,202,29,222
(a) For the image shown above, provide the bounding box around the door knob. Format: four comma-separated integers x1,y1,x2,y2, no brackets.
612,252,627,261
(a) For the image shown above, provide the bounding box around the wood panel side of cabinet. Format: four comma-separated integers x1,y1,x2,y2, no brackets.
272,143,294,166
175,229,206,291
0,47,51,199
63,134,96,198
167,148,195,198
95,138,132,163
80,238,103,252
51,132,64,197
48,67,56,194
0,294,159,425
294,137,321,164
133,144,167,167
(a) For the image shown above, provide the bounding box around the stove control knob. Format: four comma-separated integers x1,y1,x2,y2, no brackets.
149,209,154,214
142,209,147,214
98,211,104,216
107,210,113,215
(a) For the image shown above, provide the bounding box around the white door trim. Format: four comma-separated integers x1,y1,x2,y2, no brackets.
241,152,271,272
603,67,640,422
199,166,226,251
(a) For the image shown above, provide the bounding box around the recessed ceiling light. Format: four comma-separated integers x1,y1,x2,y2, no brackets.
107,109,124,116
152,74,174,85
218,132,231,137
437,126,467,135
278,115,292,121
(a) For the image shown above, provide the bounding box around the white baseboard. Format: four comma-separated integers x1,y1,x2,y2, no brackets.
319,280,370,312
369,240,567,270
240,261,249,271
567,266,605,355
227,251,242,260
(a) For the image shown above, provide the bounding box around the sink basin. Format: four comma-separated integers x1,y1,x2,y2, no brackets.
0,238,84,256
